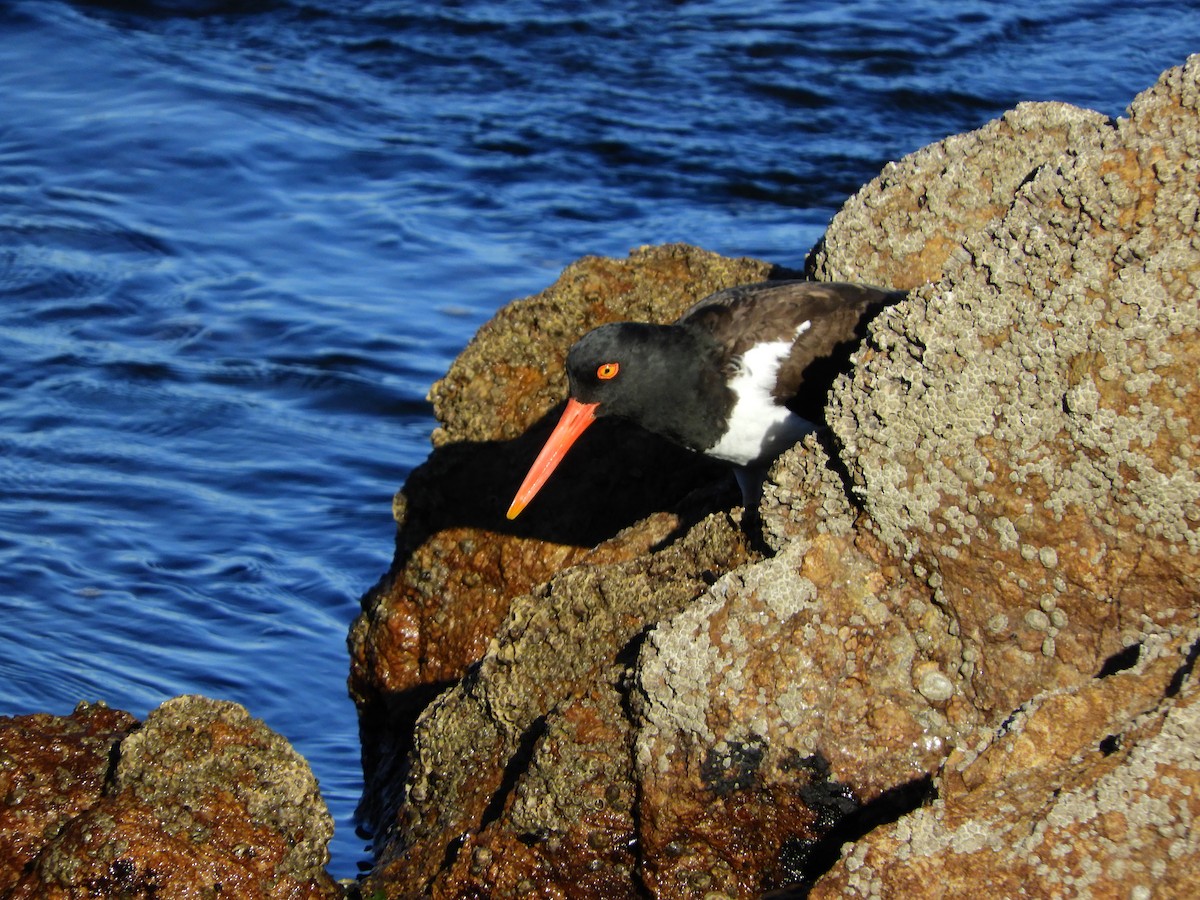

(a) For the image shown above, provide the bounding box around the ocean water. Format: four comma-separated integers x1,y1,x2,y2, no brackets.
1,0,1196,880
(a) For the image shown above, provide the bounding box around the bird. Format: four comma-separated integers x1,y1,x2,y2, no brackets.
506,280,904,520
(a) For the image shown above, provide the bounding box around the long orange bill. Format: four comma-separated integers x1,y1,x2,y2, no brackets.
506,398,600,519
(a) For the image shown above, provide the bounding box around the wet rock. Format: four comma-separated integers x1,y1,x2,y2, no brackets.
348,244,779,831
0,702,138,892
362,511,752,898
4,696,340,899
356,57,1200,899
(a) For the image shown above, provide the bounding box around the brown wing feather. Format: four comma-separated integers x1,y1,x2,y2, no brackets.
678,280,904,421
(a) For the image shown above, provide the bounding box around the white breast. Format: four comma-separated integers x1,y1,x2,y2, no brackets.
705,321,815,465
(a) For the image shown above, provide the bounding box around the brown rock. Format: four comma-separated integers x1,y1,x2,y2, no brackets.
806,101,1110,290
7,696,340,899
811,628,1200,899
826,54,1200,717
433,684,642,899
348,244,781,831
361,511,752,898
0,702,138,892
792,51,1200,900
633,532,957,897
355,56,1200,900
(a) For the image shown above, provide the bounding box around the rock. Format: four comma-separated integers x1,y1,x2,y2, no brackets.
632,532,955,897
808,53,1200,898
3,696,340,899
811,627,1200,899
826,53,1200,715
806,101,1111,290
363,511,753,898
355,56,1200,898
0,702,138,892
348,244,782,831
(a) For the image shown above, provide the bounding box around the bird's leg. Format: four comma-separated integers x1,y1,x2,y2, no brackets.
733,463,776,555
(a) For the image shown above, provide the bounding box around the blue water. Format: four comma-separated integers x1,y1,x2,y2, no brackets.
1,0,1196,880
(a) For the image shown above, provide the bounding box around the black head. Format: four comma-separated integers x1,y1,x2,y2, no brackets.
564,321,724,450
566,323,668,413
507,320,720,520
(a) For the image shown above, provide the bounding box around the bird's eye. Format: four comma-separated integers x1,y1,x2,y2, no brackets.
596,362,620,380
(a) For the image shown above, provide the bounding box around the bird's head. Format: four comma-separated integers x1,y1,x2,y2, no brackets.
506,322,678,519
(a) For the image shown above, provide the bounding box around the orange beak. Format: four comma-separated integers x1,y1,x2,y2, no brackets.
506,398,600,519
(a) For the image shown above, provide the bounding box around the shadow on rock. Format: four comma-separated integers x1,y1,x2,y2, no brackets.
392,411,733,562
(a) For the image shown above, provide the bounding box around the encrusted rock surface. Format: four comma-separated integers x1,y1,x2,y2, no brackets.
631,526,964,898
356,57,1200,898
812,627,1200,899
826,53,1200,717
369,512,752,897
806,100,1112,290
1,696,340,899
806,52,1200,899
348,244,780,829
0,702,138,892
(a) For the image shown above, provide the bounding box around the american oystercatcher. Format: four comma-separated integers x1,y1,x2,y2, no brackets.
506,280,903,520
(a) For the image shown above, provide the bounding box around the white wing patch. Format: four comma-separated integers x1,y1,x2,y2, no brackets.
706,320,815,465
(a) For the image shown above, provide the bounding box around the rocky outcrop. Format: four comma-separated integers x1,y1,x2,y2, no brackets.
348,245,780,832
806,53,1200,899
353,57,1200,898
0,702,137,891
805,100,1112,291
0,696,340,899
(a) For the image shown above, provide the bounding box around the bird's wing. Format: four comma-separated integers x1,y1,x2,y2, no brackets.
678,280,903,417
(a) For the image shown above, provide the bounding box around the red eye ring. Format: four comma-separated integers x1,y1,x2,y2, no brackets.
596,362,620,380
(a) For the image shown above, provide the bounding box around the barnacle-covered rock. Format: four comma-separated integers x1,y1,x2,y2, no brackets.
811,626,1200,899
633,533,960,897
5,696,340,900
356,57,1200,900
807,102,1110,290
826,53,1200,715
0,703,138,893
802,51,1200,899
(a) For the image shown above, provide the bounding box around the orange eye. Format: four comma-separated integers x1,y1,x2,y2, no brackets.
596,362,620,380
